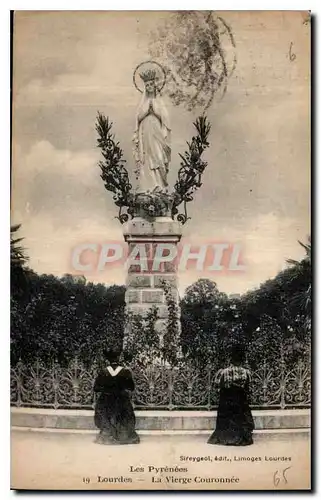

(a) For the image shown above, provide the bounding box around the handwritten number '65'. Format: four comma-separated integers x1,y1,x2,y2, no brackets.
273,467,291,487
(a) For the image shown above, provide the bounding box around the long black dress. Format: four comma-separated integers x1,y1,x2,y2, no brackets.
94,365,140,445
207,365,254,446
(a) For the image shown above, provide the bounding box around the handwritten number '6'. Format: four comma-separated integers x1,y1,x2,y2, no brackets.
289,42,296,62
273,467,291,487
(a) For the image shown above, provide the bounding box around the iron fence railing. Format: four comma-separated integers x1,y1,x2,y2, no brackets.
11,354,311,410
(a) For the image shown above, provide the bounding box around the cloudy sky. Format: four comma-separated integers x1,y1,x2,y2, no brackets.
11,11,310,295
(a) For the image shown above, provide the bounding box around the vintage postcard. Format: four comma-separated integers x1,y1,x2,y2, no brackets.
10,10,311,491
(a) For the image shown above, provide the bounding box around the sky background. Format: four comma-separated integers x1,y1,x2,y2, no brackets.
11,10,310,295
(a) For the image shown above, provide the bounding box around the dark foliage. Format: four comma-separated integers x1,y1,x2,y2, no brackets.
96,112,134,223
180,240,311,369
11,224,30,302
11,271,126,366
172,116,211,224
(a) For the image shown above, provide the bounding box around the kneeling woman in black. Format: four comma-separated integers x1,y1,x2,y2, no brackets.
94,350,140,445
208,345,254,446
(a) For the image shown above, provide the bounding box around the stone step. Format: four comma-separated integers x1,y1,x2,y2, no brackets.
11,408,310,431
12,426,310,436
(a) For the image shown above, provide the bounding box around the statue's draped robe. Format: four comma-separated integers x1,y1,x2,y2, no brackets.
136,92,171,193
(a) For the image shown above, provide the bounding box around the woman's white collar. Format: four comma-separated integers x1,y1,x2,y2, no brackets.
107,366,122,377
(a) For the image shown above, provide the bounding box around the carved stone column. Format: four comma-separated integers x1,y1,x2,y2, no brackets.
123,216,182,343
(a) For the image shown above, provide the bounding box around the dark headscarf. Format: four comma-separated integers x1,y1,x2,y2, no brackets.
230,344,246,366
103,349,121,365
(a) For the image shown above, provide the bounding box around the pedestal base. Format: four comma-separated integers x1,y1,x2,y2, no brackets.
123,217,182,338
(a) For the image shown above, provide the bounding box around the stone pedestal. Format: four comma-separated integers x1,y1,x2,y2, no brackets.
123,216,182,342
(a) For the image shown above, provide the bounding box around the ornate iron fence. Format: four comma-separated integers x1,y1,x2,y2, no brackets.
11,354,311,410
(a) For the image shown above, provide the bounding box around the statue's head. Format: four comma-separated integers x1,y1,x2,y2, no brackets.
140,69,157,97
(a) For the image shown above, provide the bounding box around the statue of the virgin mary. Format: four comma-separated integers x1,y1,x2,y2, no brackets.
133,67,171,194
